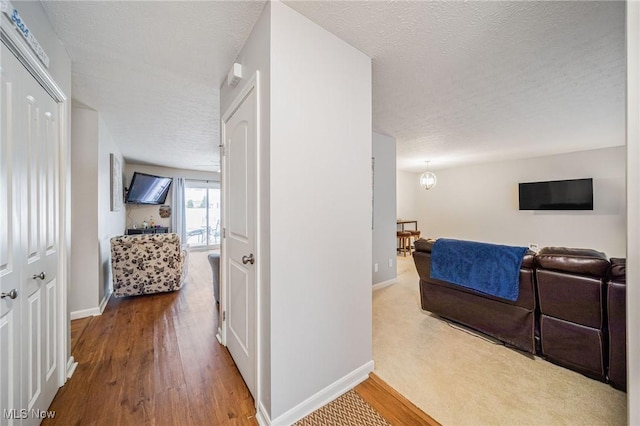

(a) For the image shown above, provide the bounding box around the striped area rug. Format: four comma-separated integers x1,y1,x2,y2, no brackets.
294,390,391,426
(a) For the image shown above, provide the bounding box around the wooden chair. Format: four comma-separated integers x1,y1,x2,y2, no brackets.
397,231,412,256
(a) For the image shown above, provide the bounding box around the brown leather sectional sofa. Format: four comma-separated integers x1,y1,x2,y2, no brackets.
413,238,627,391
607,258,627,391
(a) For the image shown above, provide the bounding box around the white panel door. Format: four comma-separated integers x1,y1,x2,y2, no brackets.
1,41,22,426
19,55,59,421
1,42,59,426
223,86,257,397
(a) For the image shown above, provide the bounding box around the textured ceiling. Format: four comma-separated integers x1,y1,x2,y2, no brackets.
285,1,626,172
40,1,625,173
41,0,267,171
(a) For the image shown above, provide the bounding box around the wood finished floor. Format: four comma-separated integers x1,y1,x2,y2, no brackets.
46,250,436,425
45,250,257,425
355,373,440,426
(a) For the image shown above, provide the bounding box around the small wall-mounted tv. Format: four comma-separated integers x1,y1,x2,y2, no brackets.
519,178,593,210
125,172,173,205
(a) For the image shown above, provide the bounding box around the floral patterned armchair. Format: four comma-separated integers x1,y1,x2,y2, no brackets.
110,233,188,297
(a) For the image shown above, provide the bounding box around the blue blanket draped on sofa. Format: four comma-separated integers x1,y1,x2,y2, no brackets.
430,238,528,301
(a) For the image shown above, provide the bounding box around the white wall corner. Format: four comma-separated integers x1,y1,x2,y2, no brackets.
256,402,271,426
99,290,112,314
270,361,374,426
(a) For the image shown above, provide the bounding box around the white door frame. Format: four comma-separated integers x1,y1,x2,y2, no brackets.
1,16,72,388
219,72,261,408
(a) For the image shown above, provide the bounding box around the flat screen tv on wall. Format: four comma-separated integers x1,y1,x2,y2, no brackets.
518,178,593,210
125,172,173,205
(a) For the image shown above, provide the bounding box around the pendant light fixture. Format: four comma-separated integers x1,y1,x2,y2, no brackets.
419,161,437,190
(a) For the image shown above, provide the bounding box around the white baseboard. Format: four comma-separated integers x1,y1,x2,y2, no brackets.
256,402,271,426
70,291,112,320
99,290,111,313
66,356,78,379
372,278,397,291
269,360,374,426
70,307,101,320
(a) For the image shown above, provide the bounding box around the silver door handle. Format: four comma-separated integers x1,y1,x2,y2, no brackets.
1,289,17,299
32,272,45,280
242,254,255,265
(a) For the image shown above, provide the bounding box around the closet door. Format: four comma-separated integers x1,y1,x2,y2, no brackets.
1,42,60,425
19,52,60,423
1,41,22,425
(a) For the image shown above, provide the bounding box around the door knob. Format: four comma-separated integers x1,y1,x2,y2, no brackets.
1,289,17,299
32,272,45,280
242,254,255,265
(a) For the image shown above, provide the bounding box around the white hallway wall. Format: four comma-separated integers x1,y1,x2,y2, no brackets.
270,1,372,421
373,132,397,285
410,146,625,257
70,106,126,317
626,1,639,423
396,170,419,221
221,1,373,422
70,107,100,316
97,115,126,305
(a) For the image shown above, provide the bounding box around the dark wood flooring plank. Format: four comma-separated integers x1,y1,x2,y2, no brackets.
151,385,194,426
70,316,92,354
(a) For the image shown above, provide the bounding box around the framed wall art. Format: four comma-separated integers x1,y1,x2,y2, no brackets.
110,153,123,211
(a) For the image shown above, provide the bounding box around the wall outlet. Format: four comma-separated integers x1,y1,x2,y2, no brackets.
529,243,539,252
374,263,378,273
388,258,393,268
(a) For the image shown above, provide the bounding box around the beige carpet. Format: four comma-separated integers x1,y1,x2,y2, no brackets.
294,390,391,426
373,255,627,425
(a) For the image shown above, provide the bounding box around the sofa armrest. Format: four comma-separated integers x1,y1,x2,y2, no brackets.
414,238,436,253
